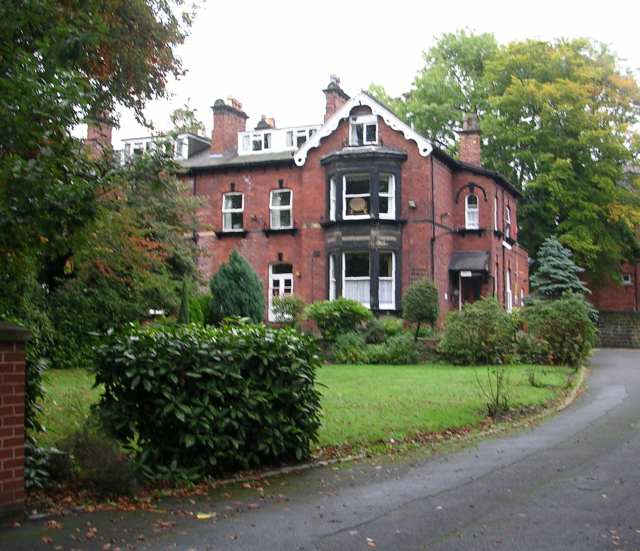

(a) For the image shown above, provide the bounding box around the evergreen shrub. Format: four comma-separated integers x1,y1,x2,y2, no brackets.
402,279,440,340
94,321,322,478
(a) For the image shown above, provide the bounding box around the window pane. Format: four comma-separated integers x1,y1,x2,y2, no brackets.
379,174,391,194
271,190,291,207
345,175,369,195
243,135,250,150
271,209,291,228
264,133,271,149
296,133,306,147
231,212,243,229
252,136,262,151
286,131,293,147
351,123,364,145
365,123,377,142
380,253,393,278
344,252,369,277
347,196,370,216
467,194,478,207
272,264,293,274
379,197,389,214
224,194,242,210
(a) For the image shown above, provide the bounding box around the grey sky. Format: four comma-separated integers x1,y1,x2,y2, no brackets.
109,0,640,147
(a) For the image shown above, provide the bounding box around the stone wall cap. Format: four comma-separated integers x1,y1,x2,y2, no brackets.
0,321,31,342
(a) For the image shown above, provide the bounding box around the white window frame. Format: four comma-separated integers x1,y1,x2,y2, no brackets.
343,174,371,220
251,132,271,152
329,177,336,221
505,268,513,313
622,273,633,286
222,192,244,232
378,252,396,310
504,206,512,240
329,255,336,301
268,264,294,322
379,174,396,220
342,252,371,308
465,193,480,230
269,189,293,230
494,196,498,231
349,114,378,146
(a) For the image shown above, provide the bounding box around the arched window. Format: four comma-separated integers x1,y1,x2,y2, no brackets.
465,193,479,229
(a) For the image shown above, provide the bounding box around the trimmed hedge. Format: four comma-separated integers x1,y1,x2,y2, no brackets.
94,321,322,478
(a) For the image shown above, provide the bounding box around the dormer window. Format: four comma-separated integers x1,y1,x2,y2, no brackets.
350,115,378,146
465,194,479,229
251,132,271,152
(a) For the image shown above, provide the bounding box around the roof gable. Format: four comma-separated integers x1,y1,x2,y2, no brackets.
294,91,432,166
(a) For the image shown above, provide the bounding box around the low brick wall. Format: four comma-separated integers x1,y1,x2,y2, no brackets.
598,311,640,348
0,322,29,516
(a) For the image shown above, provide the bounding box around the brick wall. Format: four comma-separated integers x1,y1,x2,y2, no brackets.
0,322,28,516
598,311,640,348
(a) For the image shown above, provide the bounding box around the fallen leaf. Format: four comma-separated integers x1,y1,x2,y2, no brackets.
46,520,63,530
41,536,53,545
196,512,216,520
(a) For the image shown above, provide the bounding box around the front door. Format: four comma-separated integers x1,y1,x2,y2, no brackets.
460,275,482,307
268,264,293,322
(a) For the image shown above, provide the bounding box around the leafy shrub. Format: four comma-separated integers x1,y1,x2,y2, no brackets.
306,298,373,341
61,422,138,496
380,316,404,337
523,294,596,367
271,295,306,328
402,279,440,340
367,333,419,365
363,318,386,344
209,250,264,323
334,332,369,363
438,297,517,365
94,321,322,478
515,330,550,365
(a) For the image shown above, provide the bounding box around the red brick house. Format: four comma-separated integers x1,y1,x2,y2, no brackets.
587,263,639,312
176,77,529,322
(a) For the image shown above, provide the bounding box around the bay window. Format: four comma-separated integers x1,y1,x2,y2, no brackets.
329,177,336,221
343,252,370,307
329,255,336,300
343,174,371,219
350,115,378,146
270,189,292,229
465,193,479,229
222,192,244,231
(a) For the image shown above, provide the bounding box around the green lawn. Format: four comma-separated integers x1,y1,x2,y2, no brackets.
37,364,573,451
316,363,572,448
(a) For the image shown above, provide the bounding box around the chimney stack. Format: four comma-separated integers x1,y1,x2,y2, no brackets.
323,75,349,122
255,115,275,130
459,113,481,166
211,97,248,155
85,114,113,159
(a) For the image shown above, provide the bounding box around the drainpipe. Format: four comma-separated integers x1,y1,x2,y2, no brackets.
430,158,436,281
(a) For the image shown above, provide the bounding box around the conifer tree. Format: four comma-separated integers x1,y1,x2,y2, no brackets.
209,250,264,323
177,278,190,324
530,237,590,300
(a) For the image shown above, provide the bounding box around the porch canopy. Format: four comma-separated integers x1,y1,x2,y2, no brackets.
449,251,489,273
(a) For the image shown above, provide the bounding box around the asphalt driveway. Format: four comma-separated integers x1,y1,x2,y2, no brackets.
3,349,640,550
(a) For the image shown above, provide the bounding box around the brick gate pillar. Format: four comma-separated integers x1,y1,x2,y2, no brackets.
0,321,29,516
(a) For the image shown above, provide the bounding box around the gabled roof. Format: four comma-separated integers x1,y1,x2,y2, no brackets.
294,91,433,166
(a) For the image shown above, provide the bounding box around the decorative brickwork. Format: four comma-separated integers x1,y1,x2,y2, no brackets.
0,322,28,516
598,311,640,348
